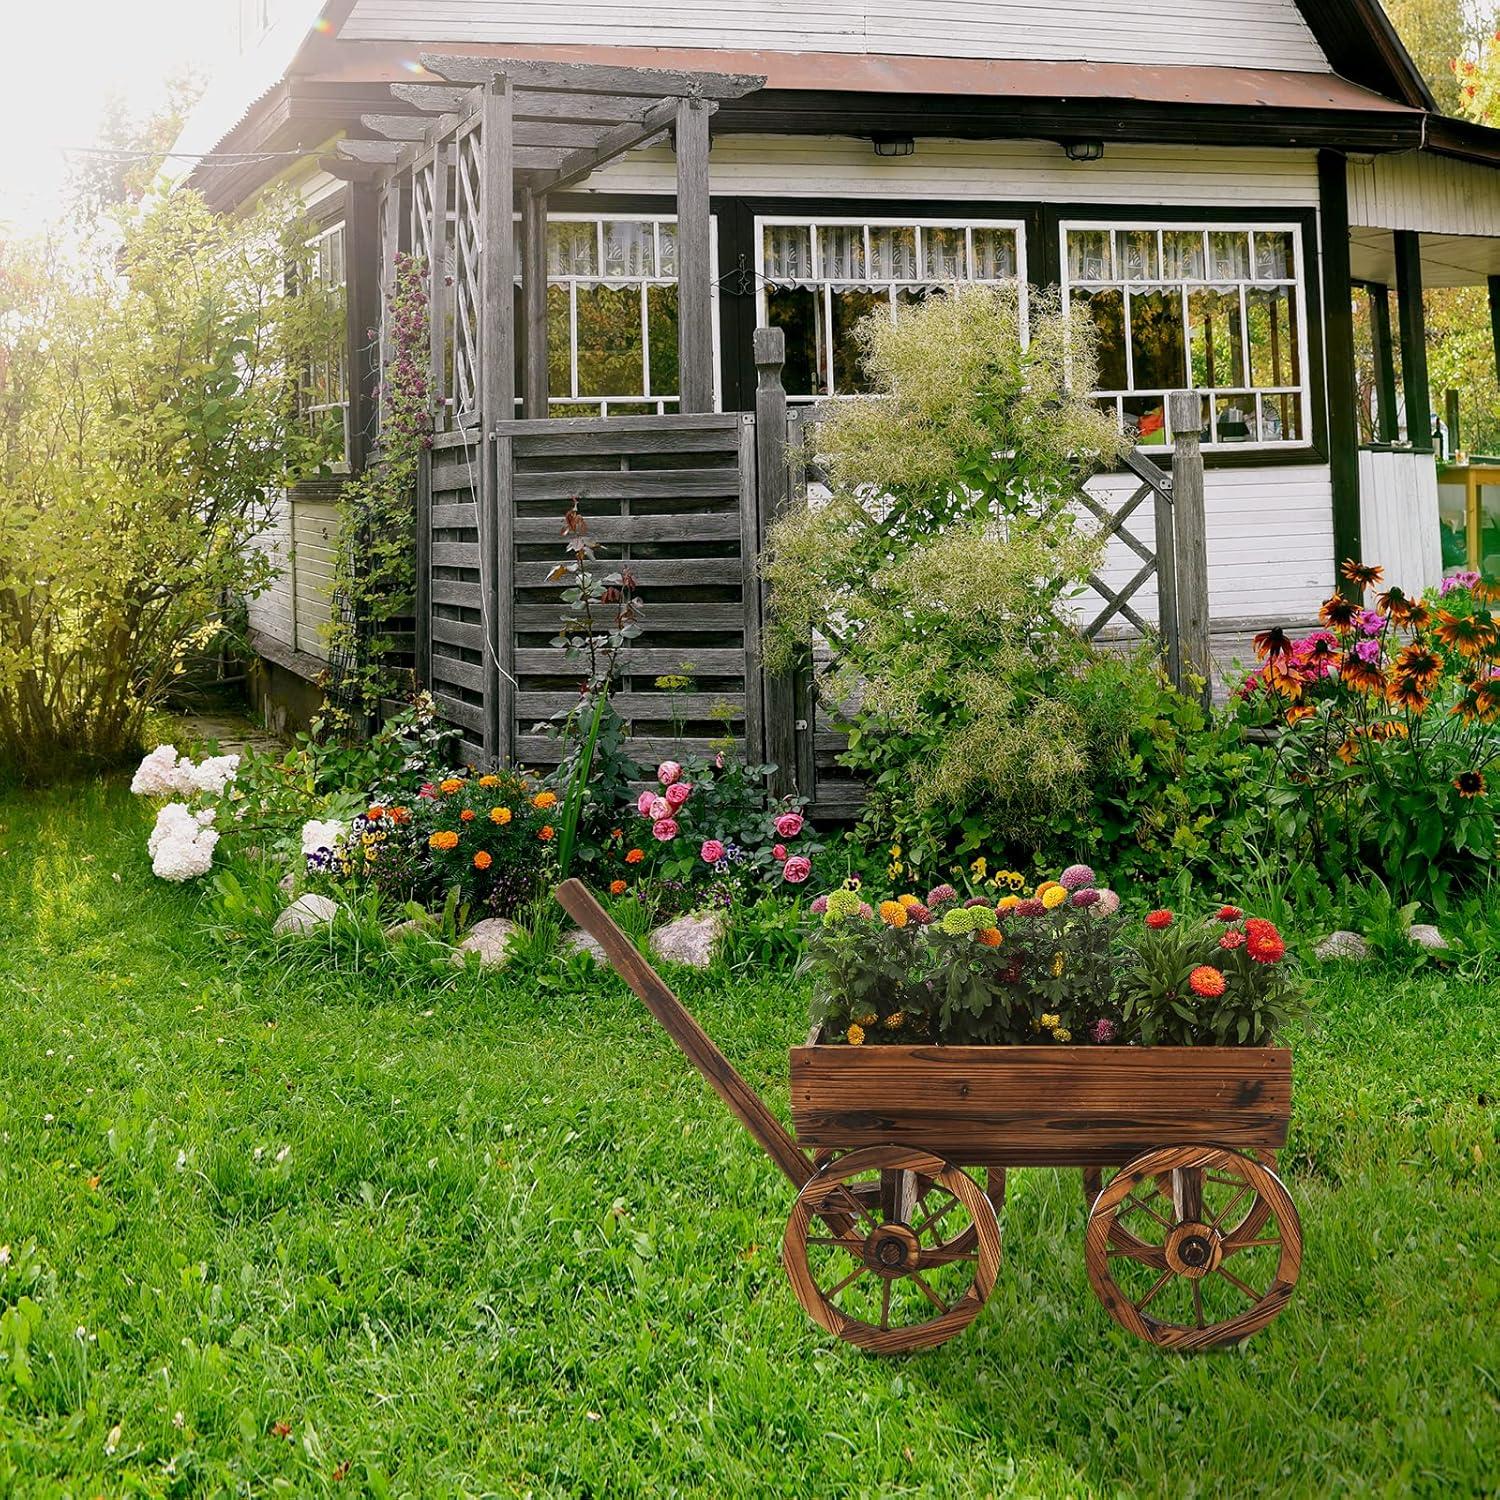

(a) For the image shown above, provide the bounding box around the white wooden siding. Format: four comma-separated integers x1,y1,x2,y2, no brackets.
1358,448,1442,595
344,0,1329,70
291,498,340,661
1348,151,1500,237
583,136,1323,208
1081,465,1335,629
246,493,296,648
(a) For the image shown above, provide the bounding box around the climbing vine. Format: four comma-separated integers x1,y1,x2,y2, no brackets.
326,252,433,725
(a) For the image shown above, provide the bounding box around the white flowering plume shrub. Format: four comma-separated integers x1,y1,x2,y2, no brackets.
131,746,240,881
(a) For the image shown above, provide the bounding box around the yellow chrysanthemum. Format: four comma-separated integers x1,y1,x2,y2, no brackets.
897,894,921,909
1041,885,1068,910
1054,1028,1072,1043
1036,880,1060,898
1041,1013,1060,1030
883,1012,904,1029
847,1024,865,1046
489,806,512,825
997,894,1021,912
878,900,909,928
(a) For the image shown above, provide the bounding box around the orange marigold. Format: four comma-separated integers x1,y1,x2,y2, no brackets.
975,927,1003,947
532,790,558,810
459,809,476,822
439,777,464,794
609,879,628,895
478,775,500,788
625,848,645,864
489,806,512,825
538,825,555,841
429,830,459,851
366,805,385,821
473,850,492,870
877,900,909,928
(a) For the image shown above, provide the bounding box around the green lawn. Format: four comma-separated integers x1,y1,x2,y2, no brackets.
0,780,1496,1497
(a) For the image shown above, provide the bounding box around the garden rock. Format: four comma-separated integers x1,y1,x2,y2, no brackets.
385,914,437,942
649,911,725,969
278,871,297,894
1407,923,1450,952
561,927,608,965
273,892,340,935
453,917,519,969
1314,930,1370,962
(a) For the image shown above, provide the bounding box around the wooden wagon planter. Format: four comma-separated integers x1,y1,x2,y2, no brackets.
559,880,1302,1355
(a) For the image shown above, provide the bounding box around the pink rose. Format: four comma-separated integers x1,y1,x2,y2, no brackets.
652,817,679,842
647,796,670,821
782,855,812,884
665,781,691,809
773,843,787,862
774,812,804,839
636,790,656,817
657,760,682,786
700,839,726,864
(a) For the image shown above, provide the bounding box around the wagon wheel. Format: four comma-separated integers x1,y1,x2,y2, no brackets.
1085,1146,1302,1352
813,1148,1005,1262
1082,1150,1278,1256
784,1146,1002,1353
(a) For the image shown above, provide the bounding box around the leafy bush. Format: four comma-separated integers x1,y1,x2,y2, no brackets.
0,189,335,782
1235,563,1499,905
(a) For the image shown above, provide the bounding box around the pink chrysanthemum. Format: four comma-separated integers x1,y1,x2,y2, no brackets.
926,883,958,907
1015,898,1046,917
1089,1018,1119,1044
1060,863,1096,891
1071,888,1101,909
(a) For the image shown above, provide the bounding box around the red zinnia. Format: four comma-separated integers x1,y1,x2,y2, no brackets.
1145,909,1174,930
1189,966,1227,998
1216,905,1243,922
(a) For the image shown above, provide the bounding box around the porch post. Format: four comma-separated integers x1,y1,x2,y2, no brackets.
1488,274,1500,388
675,96,714,413
481,76,516,764
1318,150,1362,572
1366,282,1400,444
1394,229,1432,451
522,192,550,418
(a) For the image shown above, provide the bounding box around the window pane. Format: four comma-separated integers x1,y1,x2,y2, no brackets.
1068,229,1112,281
602,220,653,278
1254,231,1294,281
546,285,571,397
869,225,918,281
1076,287,1127,390
1259,392,1302,443
1121,229,1159,282
1129,288,1186,391
576,284,643,398
1163,230,1204,280
767,284,820,396
1124,395,1169,446
831,288,886,391
1247,285,1300,388
1188,287,1245,389
548,222,597,276
819,225,866,281
1215,394,1256,443
972,227,1017,280
1209,231,1250,280
646,284,679,399
764,224,812,282
658,222,677,278
923,227,965,281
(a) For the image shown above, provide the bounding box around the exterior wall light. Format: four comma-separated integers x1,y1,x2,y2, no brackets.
1063,140,1105,162
872,134,916,157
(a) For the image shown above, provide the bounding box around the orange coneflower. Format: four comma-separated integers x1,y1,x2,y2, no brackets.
1392,643,1444,693
1405,601,1432,631
1286,704,1317,726
1320,593,1359,629
1340,654,1387,694
1341,559,1385,589
1434,609,1498,659
1453,770,1487,798
1377,586,1414,621
1254,626,1293,661
1335,737,1361,765
1387,676,1429,713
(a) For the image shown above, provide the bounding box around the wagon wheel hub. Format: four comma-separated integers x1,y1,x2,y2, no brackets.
1164,1221,1222,1279
864,1223,921,1279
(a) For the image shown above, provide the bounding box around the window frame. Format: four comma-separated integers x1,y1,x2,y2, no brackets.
298,212,353,475
752,213,1030,402
1058,216,1314,455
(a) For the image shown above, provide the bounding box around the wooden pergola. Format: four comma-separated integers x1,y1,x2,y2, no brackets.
327,54,764,432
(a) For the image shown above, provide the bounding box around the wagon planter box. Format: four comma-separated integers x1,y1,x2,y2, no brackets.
558,880,1303,1356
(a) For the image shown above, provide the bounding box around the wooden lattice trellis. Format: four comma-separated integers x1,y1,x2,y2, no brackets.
452,120,483,428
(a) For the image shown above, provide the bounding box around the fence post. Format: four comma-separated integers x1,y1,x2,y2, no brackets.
754,327,798,798
1168,391,1212,707
414,447,432,689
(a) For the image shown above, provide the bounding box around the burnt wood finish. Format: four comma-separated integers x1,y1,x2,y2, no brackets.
782,1146,1001,1353
789,1043,1291,1166
555,879,814,1189
1084,1146,1303,1350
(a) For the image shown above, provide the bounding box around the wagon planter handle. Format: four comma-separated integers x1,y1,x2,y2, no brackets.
554,879,816,1190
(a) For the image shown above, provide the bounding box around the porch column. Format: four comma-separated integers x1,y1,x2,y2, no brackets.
1365,282,1400,444
521,192,550,419
675,96,714,413
1318,150,1361,570
1488,274,1500,387
1394,229,1432,451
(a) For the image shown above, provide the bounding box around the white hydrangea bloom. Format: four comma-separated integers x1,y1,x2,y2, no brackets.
131,745,190,797
147,803,219,882
300,818,345,856
188,755,240,796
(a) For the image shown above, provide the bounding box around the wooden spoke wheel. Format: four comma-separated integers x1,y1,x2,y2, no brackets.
1084,1146,1302,1352
1082,1150,1278,1257
784,1146,1002,1353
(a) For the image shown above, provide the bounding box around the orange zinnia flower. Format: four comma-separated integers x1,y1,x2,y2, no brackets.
625,848,644,864
609,879,627,895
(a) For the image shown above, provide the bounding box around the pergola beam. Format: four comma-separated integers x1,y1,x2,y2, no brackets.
419,52,763,100
389,82,473,114
528,96,704,196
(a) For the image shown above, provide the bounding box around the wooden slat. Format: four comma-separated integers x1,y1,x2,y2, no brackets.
736,414,765,763
510,423,738,456
512,467,742,501
514,558,742,588
432,541,480,569
789,1045,1292,1165
512,512,741,543
675,96,714,414
513,647,744,675
431,653,486,693
513,602,742,630
515,733,735,763
530,96,695,196
433,618,485,652
516,691,744,719
504,412,738,440
432,579,481,608
420,53,764,101
431,503,477,530
433,693,485,733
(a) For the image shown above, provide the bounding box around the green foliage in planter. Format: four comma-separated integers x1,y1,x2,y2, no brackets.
0,189,336,782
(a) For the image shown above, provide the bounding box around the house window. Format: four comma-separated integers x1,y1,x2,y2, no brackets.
302,220,349,465
1062,222,1308,449
755,217,1026,400
536,214,717,416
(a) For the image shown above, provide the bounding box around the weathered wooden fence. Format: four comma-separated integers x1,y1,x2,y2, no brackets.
413,333,1209,812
